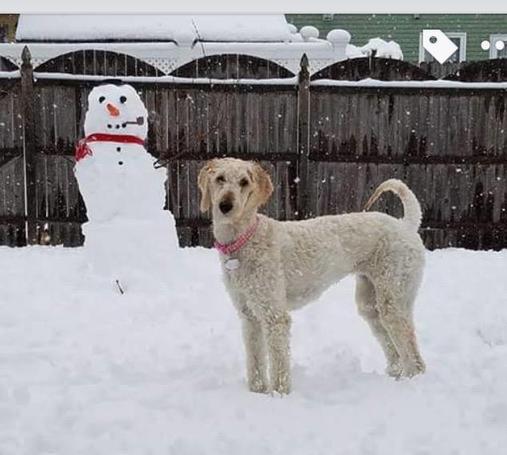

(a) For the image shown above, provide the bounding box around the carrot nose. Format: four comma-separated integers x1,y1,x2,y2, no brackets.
106,103,120,117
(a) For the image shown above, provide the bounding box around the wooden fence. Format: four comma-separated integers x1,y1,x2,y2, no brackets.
0,48,506,250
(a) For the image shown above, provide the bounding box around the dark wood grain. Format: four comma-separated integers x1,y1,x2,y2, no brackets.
1,53,506,249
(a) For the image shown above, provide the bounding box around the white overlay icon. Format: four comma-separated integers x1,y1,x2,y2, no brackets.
422,30,458,64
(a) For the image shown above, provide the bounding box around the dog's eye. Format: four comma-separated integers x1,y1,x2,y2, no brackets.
239,178,249,187
216,175,225,183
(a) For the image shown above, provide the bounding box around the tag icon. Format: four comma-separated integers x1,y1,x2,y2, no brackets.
422,30,458,64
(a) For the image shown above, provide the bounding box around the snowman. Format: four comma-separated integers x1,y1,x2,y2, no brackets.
74,83,179,293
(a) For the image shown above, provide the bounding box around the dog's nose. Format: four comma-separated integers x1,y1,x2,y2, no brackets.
219,199,234,214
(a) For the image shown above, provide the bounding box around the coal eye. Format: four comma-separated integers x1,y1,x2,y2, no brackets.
98,96,106,103
240,178,249,187
119,96,127,104
216,175,225,183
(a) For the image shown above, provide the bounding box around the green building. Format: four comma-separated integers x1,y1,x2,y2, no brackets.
287,14,507,63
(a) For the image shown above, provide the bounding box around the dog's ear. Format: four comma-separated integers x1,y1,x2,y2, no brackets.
251,162,273,207
198,160,215,212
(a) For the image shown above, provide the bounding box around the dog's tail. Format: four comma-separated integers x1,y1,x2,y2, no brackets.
364,179,422,231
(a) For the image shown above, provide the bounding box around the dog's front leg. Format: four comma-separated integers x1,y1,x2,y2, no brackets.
240,315,269,393
263,310,291,395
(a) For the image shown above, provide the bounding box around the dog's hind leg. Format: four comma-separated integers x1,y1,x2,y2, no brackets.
240,315,269,393
374,282,426,379
355,275,402,378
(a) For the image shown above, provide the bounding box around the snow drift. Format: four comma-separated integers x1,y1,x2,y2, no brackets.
0,244,506,454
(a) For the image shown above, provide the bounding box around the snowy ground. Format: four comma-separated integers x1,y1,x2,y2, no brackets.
0,244,506,455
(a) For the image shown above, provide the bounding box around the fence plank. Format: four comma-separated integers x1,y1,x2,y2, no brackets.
297,54,311,219
21,47,36,245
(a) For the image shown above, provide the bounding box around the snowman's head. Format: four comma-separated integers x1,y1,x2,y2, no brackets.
84,84,148,139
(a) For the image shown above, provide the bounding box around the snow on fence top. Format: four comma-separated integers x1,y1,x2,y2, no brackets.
31,71,299,86
28,71,507,90
311,78,507,89
16,14,293,44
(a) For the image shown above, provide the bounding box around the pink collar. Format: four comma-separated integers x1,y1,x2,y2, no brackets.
214,217,260,256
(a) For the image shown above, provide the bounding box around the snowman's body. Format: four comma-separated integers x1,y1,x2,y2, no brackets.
74,84,178,292
76,143,166,222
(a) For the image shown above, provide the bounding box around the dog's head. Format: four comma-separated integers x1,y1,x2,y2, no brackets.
198,158,273,222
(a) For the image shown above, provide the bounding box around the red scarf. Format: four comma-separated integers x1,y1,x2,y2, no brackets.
75,133,145,162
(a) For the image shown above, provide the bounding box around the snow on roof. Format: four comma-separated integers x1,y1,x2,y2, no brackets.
360,38,404,60
16,14,293,44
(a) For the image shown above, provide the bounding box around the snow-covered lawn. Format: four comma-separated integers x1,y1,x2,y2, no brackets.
0,245,506,454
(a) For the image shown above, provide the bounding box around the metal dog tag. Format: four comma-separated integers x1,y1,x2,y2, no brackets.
224,258,240,271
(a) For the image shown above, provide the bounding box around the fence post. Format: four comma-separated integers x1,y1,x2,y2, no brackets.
297,53,310,220
368,49,377,74
21,46,38,245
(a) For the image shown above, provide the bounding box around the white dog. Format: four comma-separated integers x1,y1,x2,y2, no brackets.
198,158,426,394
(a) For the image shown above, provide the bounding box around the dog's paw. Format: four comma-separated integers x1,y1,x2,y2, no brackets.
391,359,426,380
401,360,426,379
272,378,291,395
386,362,403,379
273,385,290,396
248,380,270,394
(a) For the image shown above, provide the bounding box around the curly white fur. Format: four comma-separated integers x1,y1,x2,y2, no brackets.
198,158,426,394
